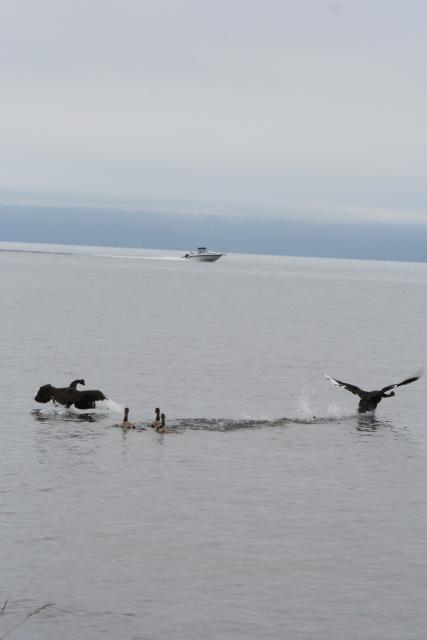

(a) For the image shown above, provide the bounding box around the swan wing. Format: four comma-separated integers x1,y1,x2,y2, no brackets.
381,368,424,393
84,389,106,399
323,372,364,397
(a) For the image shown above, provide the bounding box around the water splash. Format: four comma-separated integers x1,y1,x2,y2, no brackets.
98,399,123,413
31,398,123,424
326,402,350,419
296,388,318,422
32,405,359,430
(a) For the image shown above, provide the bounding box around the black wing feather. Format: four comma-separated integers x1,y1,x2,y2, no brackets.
381,369,423,393
83,390,107,401
324,373,365,397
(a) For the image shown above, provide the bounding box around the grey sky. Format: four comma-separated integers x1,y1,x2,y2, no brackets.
1,0,426,223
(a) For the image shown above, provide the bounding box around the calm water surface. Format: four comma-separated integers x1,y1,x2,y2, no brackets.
1,242,427,639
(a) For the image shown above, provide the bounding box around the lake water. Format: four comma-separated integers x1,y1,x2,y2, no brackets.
1,242,427,640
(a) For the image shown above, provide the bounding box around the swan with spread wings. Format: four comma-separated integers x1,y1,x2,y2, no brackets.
324,369,423,413
34,379,107,410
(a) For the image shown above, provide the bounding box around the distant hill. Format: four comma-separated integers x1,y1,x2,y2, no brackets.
1,204,427,262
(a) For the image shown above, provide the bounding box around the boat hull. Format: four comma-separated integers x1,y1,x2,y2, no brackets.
182,247,224,262
184,253,223,262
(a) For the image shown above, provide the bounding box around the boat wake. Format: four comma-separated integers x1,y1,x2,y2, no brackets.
0,247,72,256
94,253,182,261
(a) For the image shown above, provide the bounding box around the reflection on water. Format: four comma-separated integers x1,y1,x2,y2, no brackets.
31,409,100,423
356,413,387,432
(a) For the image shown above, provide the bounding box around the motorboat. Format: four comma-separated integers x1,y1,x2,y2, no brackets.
182,247,224,262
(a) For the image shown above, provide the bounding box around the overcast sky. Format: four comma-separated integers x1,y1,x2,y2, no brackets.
1,0,426,223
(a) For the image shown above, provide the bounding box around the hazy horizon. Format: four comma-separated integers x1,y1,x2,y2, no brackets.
2,203,427,263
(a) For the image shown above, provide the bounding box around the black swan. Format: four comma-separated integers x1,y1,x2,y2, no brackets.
34,379,107,410
324,369,423,413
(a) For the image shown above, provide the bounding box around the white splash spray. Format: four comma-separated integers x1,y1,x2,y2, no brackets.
296,388,318,421
97,399,124,413
326,402,348,419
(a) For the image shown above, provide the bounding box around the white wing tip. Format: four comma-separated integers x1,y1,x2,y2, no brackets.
323,372,339,386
